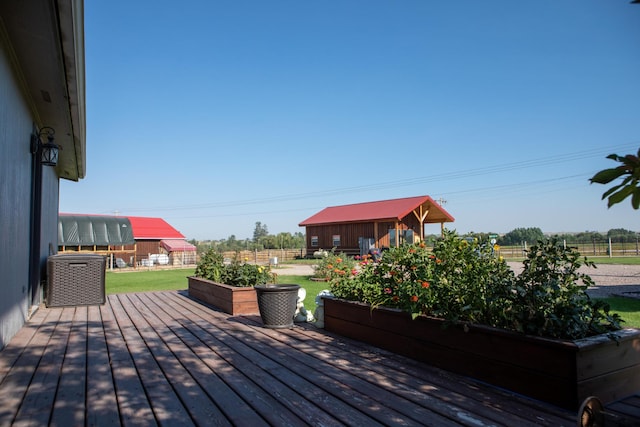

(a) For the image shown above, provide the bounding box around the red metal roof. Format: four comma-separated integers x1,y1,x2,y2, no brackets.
125,216,185,240
299,195,455,226
160,239,196,252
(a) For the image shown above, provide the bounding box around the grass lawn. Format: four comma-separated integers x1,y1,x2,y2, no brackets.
105,268,194,295
277,275,330,306
589,256,640,265
601,297,640,329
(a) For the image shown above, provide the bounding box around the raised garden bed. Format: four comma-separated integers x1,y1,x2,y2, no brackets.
323,297,640,410
188,276,258,315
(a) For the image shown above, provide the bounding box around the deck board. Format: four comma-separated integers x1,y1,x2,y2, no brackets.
86,304,120,427
0,290,596,426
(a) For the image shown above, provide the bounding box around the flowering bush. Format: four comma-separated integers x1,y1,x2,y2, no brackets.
194,249,274,287
312,250,357,281
329,230,623,339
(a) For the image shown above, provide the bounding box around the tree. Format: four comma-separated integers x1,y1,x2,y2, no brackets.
574,231,605,244
253,222,269,242
590,147,640,209
500,227,545,246
607,228,638,241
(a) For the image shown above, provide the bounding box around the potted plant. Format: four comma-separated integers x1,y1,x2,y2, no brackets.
188,250,274,315
254,283,301,328
323,231,640,410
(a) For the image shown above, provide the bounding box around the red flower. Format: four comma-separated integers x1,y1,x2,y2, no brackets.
410,295,419,302
421,281,430,288
392,296,399,302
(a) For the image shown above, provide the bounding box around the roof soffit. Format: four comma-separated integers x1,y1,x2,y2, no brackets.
0,0,86,181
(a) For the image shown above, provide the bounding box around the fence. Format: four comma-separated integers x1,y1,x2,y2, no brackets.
497,239,640,258
219,249,307,265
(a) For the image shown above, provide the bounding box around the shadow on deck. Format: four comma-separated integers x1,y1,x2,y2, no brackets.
0,290,625,426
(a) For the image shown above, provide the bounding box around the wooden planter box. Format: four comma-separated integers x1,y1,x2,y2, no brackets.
323,297,640,410
188,276,258,315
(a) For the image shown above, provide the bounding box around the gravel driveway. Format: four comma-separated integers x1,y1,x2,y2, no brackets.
507,262,640,299
275,262,640,299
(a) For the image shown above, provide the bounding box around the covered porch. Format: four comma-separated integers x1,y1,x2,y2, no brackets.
0,291,616,426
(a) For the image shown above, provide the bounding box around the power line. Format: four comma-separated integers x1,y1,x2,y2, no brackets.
117,142,638,213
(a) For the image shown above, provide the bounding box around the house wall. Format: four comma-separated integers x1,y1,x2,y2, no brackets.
304,214,425,256
136,240,162,264
0,34,38,349
40,165,60,290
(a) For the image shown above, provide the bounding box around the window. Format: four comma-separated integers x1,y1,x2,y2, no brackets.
311,236,319,247
332,235,341,246
389,229,415,247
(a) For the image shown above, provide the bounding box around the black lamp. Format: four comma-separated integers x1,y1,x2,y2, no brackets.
32,127,59,167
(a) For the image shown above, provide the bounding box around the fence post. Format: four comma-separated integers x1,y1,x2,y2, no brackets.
609,238,612,258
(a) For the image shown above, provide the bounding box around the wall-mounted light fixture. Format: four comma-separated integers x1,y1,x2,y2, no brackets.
31,127,60,167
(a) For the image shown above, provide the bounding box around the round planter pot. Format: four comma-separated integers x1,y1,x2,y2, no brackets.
254,284,301,328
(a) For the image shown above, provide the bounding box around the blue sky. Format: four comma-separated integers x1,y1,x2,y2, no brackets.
60,1,640,240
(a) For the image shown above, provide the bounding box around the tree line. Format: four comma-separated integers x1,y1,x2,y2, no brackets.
189,222,305,253
460,227,638,247
189,222,638,254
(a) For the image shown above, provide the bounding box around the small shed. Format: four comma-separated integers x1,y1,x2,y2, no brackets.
299,195,454,256
160,239,197,266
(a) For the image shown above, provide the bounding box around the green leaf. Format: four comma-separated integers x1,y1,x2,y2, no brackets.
632,187,640,210
602,183,624,199
607,185,635,208
590,167,626,184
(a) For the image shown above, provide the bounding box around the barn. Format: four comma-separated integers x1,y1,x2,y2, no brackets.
58,214,196,267
299,195,454,256
127,216,196,267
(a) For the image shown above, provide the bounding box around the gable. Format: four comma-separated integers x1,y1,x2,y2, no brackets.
299,195,454,226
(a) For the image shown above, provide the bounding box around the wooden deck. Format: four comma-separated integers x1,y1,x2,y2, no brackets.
0,290,602,426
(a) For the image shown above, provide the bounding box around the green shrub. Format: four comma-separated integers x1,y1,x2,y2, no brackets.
329,230,623,340
194,249,274,287
506,238,622,339
194,249,225,282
